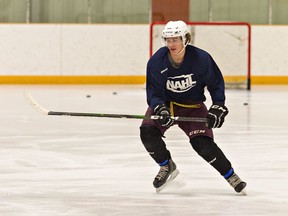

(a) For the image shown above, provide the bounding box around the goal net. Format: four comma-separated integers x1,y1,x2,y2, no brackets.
150,22,251,90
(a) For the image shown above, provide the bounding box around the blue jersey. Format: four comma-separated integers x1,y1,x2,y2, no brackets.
146,45,226,109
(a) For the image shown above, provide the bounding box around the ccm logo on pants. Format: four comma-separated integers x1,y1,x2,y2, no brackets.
189,130,206,136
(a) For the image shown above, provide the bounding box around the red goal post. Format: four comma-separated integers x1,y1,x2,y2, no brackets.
150,21,251,90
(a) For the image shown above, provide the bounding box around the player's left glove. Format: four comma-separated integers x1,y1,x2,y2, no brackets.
207,104,229,128
154,104,174,127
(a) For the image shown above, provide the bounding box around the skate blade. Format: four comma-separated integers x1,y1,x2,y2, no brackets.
240,189,247,195
156,169,180,193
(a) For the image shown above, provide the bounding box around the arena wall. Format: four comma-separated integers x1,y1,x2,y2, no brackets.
0,24,287,84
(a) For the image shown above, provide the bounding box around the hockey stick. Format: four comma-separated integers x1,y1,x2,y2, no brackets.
24,91,207,123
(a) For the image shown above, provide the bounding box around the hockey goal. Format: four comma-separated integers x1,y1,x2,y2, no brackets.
150,22,251,90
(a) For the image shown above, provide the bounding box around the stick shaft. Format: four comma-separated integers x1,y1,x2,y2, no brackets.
24,91,207,123
48,111,207,122
48,111,147,119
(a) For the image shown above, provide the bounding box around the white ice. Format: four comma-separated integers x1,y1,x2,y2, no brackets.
0,85,288,216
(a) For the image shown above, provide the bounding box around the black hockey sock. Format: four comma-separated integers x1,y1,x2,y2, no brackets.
140,125,171,164
190,136,232,176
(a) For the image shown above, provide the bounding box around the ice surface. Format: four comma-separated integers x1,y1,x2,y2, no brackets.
0,85,288,216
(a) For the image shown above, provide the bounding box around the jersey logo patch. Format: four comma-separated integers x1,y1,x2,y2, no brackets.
160,68,168,73
166,74,196,93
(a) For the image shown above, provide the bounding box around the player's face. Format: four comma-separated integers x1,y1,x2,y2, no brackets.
165,37,184,54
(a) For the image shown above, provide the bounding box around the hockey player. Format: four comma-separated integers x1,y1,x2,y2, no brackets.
140,20,247,193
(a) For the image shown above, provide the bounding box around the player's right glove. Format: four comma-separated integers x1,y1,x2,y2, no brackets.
154,104,174,127
207,104,229,128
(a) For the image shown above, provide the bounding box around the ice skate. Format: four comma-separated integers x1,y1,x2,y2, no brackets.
153,159,179,193
226,172,247,195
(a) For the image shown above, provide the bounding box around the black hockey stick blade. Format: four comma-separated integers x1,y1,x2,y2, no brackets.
24,91,207,123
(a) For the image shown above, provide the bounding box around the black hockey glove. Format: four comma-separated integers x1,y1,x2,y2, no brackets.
154,104,174,127
207,104,229,128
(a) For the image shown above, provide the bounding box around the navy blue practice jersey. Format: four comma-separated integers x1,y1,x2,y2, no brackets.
146,45,226,109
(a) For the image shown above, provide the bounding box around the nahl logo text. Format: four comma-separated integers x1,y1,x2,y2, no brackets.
166,74,196,93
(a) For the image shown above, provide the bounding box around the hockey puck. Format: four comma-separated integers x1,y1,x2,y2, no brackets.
86,95,91,98
243,102,248,105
